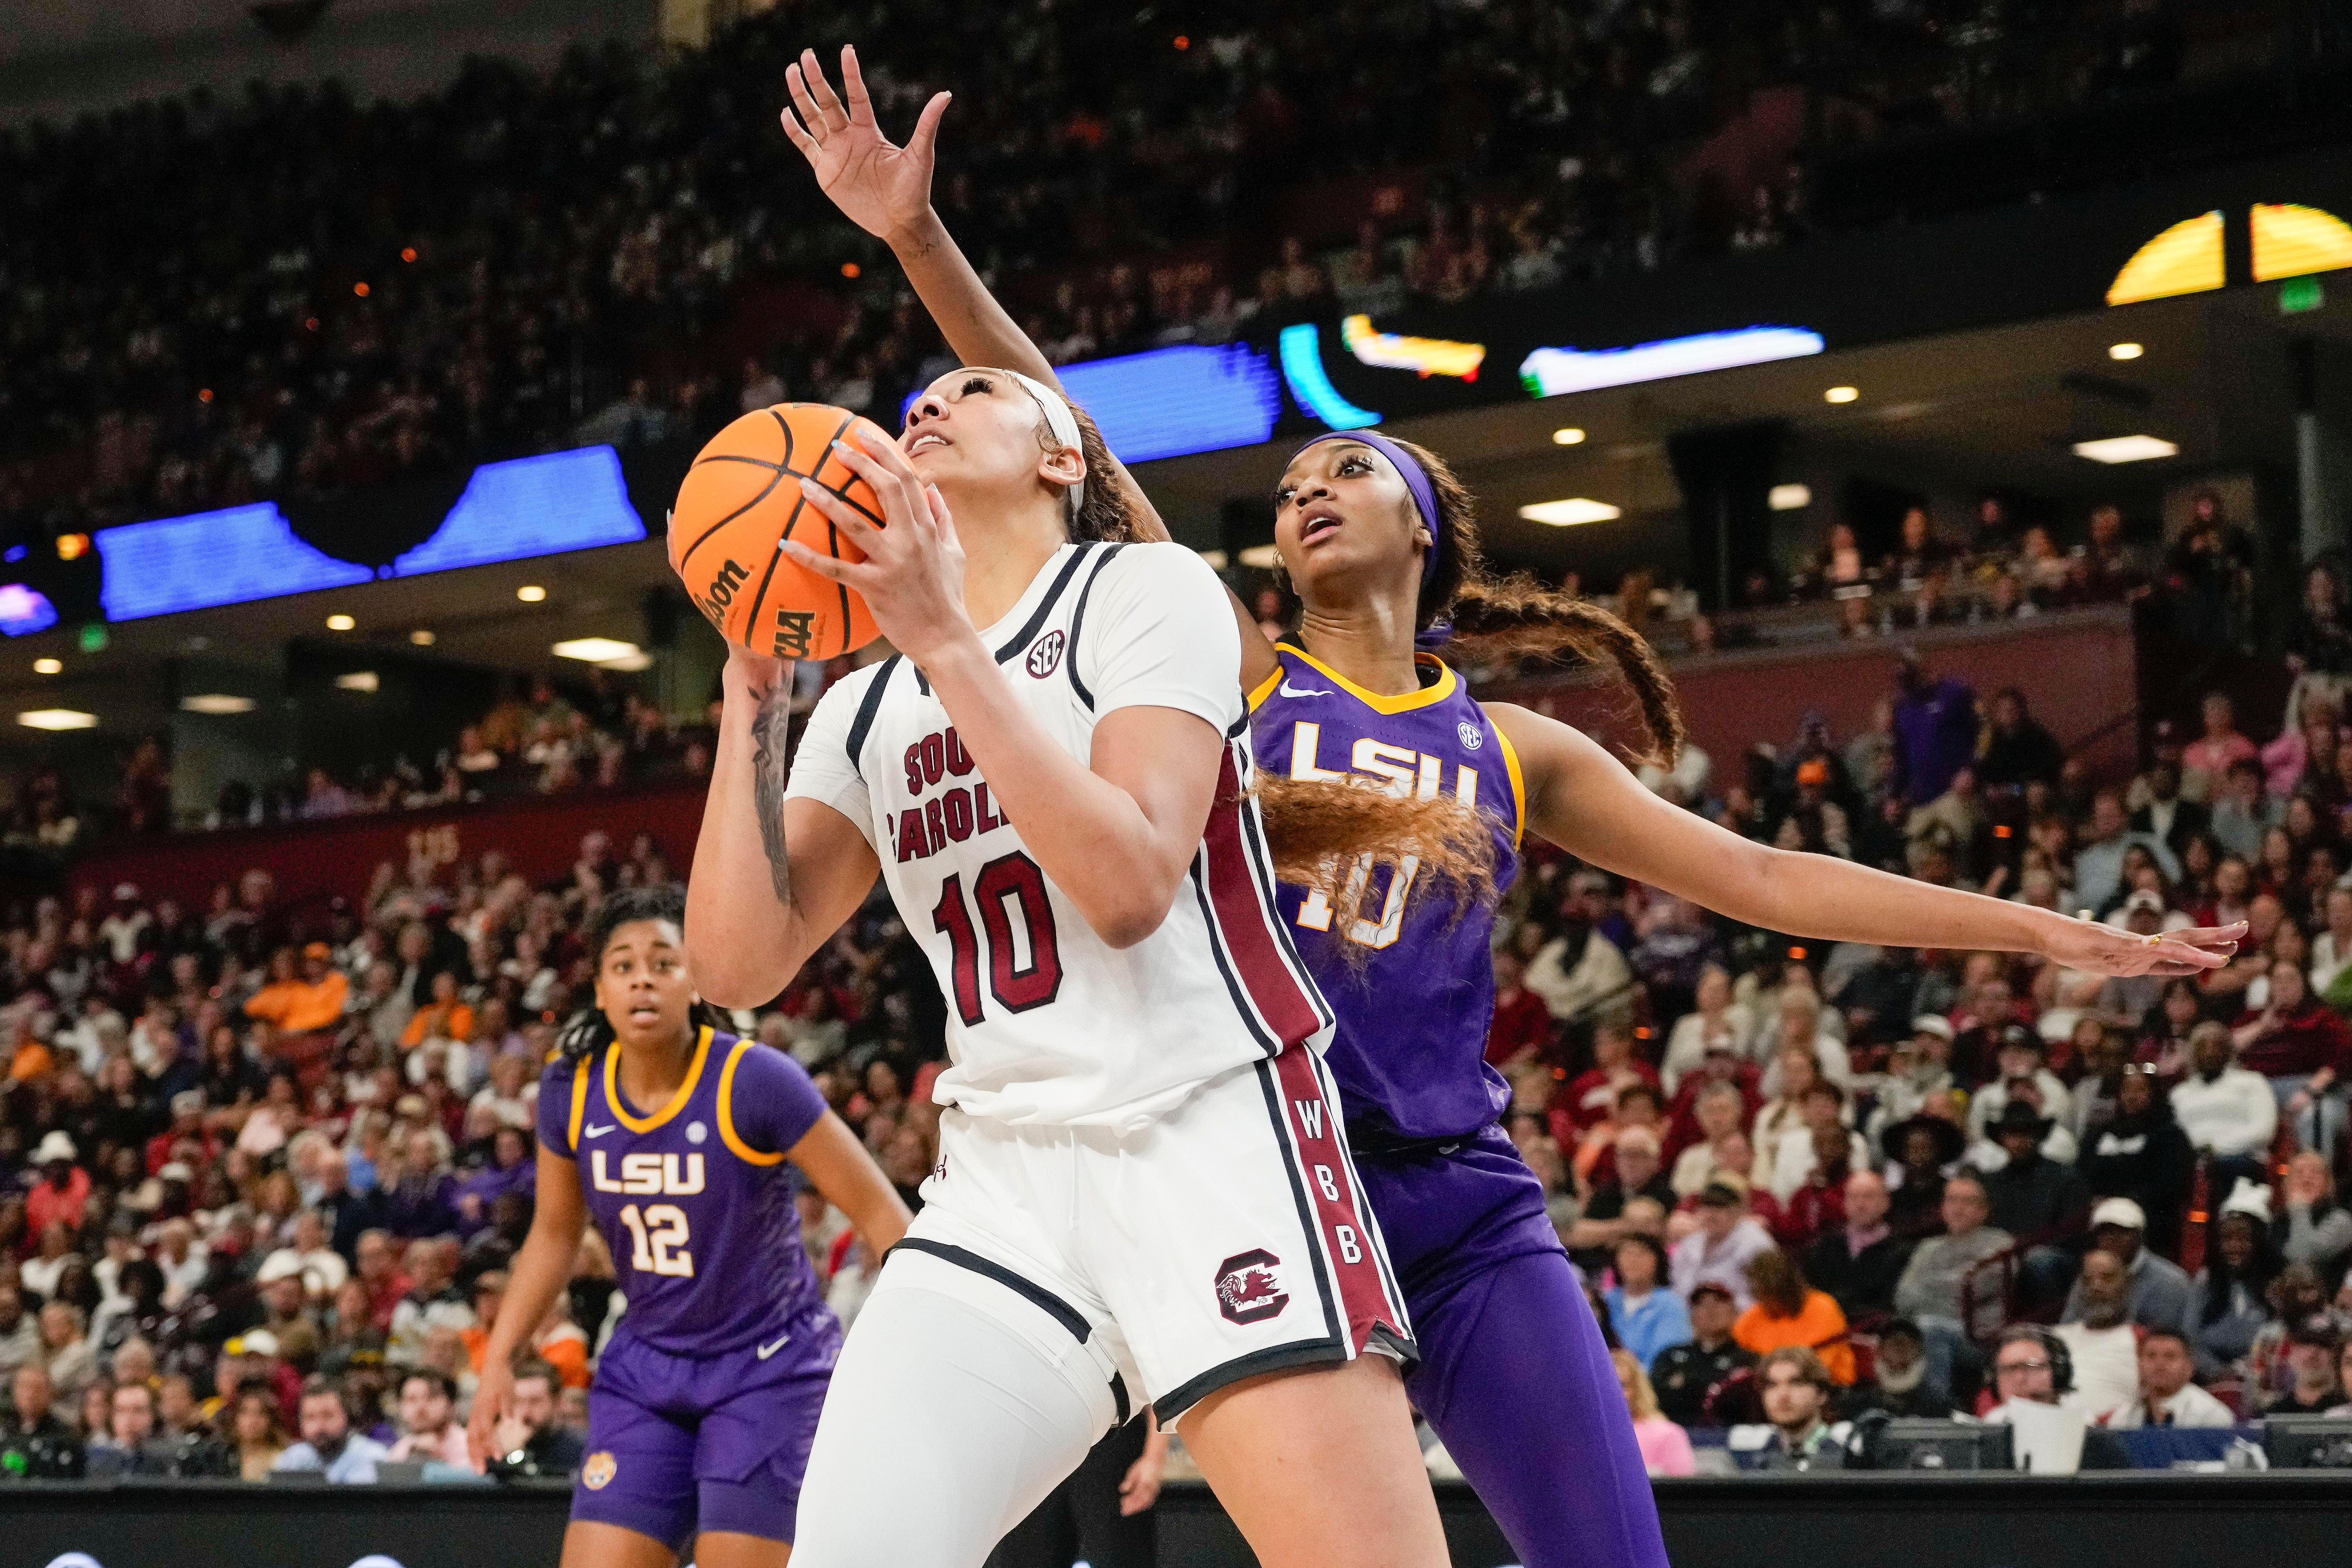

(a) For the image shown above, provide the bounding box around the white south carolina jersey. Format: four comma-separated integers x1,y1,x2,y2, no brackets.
785,540,1333,1132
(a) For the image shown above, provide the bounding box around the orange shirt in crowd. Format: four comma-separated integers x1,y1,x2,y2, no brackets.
402,1002,476,1048
246,971,350,1034
1732,1289,1858,1384
9,1038,53,1082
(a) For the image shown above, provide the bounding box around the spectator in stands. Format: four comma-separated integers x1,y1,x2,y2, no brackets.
227,1384,290,1480
2065,1197,2195,1333
1652,1284,1754,1428
1611,1349,1696,1477
2109,1329,2236,1429
1890,649,1979,805
2171,1021,2278,1195
1979,689,2065,791
2189,1183,2282,1378
1894,1172,2013,1398
2276,1149,2352,1284
2055,1246,2143,1423
26,1134,90,1238
1567,1126,1674,1273
1982,1326,2133,1468
1750,1348,1848,1471
1804,1168,1912,1323
0,1286,40,1376
0,1363,83,1478
1660,965,1753,1094
2081,1065,2195,1256
2183,692,2260,797
384,1368,475,1470
482,1360,583,1477
1672,1176,1777,1308
1733,1249,1856,1384
1485,950,1553,1068
1881,1110,1964,1241
2230,959,2350,1158
1605,1235,1691,1372
272,1377,385,1483
2074,789,2181,917
85,1382,174,1478
2265,1320,2345,1416
1843,1317,1952,1420
1976,1100,2090,1303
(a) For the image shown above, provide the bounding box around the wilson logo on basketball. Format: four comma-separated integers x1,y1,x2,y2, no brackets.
1025,630,1066,679
1214,1248,1288,1325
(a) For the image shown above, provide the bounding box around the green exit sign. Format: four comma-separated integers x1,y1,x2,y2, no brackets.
2281,275,2326,313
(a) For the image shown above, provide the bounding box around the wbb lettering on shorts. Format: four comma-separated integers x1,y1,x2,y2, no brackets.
692,558,751,630
590,1151,708,1196
887,725,1009,865
1282,720,1480,948
772,608,816,658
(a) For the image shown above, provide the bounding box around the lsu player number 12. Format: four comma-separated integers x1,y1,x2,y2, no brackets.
471,885,911,1568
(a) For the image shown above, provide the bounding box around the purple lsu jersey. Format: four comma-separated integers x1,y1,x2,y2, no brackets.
538,1028,832,1356
1249,644,1523,1147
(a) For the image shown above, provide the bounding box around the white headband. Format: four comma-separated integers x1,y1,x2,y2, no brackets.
1007,371,1086,519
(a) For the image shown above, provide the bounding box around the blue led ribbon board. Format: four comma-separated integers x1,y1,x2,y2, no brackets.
1518,326,1824,398
901,344,1281,464
89,445,646,621
95,502,377,620
1279,324,1382,429
391,444,644,575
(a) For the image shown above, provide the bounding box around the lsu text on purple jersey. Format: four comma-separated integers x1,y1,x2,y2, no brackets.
1248,644,1525,1148
537,1027,833,1355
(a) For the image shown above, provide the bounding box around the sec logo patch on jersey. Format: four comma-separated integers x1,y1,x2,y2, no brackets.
1025,629,1066,678
582,1451,618,1490
1457,720,1483,750
1214,1248,1289,1325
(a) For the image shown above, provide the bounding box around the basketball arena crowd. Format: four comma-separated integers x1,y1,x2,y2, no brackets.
0,0,2206,543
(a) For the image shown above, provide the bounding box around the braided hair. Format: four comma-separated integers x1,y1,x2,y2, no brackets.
557,883,730,1062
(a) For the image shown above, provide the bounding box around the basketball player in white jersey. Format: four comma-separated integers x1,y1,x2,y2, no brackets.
680,60,1445,1568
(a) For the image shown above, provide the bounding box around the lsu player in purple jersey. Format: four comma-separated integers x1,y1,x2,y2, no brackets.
468,885,910,1568
781,47,2250,1568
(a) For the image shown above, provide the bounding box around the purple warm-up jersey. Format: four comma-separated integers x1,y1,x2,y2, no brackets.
1249,644,1523,1147
538,1027,830,1356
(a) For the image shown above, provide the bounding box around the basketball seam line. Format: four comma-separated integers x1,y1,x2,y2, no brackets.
739,408,856,656
677,411,797,574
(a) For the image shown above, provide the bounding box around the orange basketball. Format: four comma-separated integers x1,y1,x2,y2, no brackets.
669,402,890,661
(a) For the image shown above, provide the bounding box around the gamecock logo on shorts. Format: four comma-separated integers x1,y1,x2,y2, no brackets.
1214,1248,1289,1325
582,1451,617,1490
1025,629,1066,678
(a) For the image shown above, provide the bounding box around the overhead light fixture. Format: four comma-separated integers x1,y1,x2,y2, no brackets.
517,585,547,603
600,650,655,672
335,671,380,692
552,637,641,664
31,658,60,675
180,694,256,715
1824,385,1859,404
409,629,436,646
1236,545,1282,569
17,709,96,730
1197,549,1229,570
1518,498,1623,527
325,613,355,631
2072,435,2179,464
1769,484,1813,511
1552,427,1587,446
2108,342,2145,361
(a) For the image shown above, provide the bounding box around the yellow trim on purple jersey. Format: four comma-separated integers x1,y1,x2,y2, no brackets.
1274,642,1459,715
604,1025,714,1134
566,1059,591,1156
717,1038,788,1166
1247,663,1283,714
1493,721,1528,850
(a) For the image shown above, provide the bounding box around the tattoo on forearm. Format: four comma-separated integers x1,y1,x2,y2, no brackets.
750,678,794,903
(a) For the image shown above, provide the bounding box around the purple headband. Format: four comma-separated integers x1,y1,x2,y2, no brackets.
1289,430,1445,589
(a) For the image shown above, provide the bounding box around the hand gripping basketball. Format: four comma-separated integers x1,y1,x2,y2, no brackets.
784,430,975,667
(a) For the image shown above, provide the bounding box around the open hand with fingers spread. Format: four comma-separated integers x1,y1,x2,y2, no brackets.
2042,916,2244,979
782,45,949,249
784,430,976,667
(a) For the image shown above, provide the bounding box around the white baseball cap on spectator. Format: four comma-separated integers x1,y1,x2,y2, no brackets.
157,1162,194,1183
225,1329,279,1359
2220,1179,2273,1225
2090,1196,2147,1233
33,1131,75,1165
170,1090,205,1119
256,1252,309,1287
1909,1016,1954,1042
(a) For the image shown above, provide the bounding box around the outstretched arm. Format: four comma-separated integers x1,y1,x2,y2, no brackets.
780,45,1278,691
1489,703,2242,978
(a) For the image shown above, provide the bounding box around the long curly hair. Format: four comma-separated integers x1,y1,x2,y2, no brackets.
558,884,730,1062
